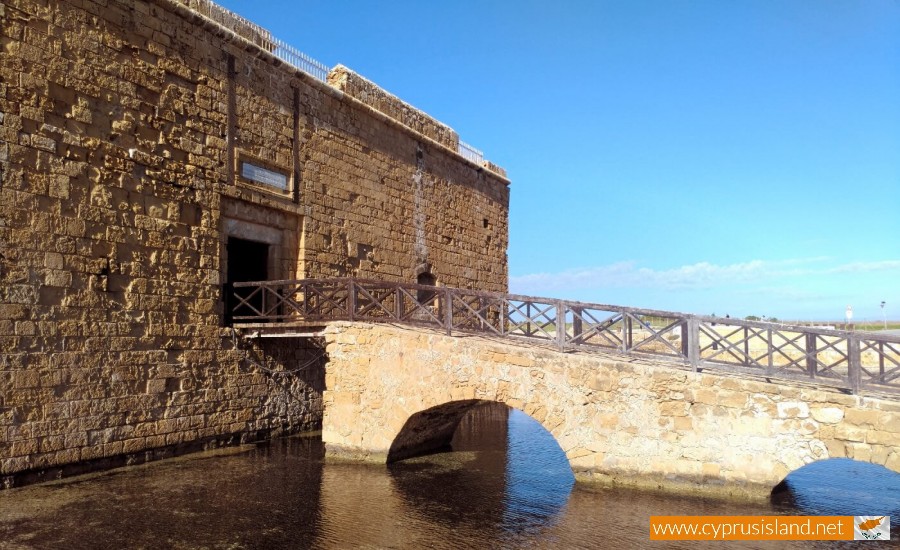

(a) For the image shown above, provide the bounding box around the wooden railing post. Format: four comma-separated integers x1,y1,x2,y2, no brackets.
305,282,312,317
571,306,582,345
260,283,267,320
743,326,750,366
444,287,453,335
805,333,817,378
556,301,566,350
526,302,532,336
347,279,356,321
626,315,633,350
620,313,632,353
687,317,700,371
848,335,861,393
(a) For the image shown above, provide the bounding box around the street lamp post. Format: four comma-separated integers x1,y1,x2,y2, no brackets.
881,301,887,330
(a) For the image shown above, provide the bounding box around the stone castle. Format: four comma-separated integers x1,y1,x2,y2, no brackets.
0,0,509,485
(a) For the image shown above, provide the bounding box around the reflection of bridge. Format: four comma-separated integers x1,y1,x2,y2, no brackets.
232,278,900,498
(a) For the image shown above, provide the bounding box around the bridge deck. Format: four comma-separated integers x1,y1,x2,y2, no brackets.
233,321,326,339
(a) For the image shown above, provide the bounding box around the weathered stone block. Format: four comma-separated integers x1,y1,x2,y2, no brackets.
885,451,900,471
810,406,844,424
659,400,689,417
866,430,896,446
845,409,892,430
776,401,810,419
673,416,693,431
833,424,867,443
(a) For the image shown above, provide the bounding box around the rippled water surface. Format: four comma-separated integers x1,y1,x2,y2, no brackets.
0,404,897,548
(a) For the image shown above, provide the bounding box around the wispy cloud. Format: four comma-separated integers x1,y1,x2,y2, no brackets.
828,260,900,273
510,257,899,295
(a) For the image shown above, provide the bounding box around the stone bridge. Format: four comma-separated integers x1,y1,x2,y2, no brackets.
320,321,900,499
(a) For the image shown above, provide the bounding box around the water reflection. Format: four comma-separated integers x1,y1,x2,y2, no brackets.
503,408,574,535
385,403,574,543
375,403,549,546
772,458,900,540
0,409,898,548
0,438,327,549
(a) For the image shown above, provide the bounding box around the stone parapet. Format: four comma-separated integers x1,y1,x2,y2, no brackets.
327,65,460,152
172,0,276,52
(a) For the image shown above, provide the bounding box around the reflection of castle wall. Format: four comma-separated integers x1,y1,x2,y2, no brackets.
315,463,408,548
451,401,509,453
318,458,513,547
319,403,514,546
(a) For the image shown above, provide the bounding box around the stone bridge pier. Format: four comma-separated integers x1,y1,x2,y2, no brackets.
321,322,900,499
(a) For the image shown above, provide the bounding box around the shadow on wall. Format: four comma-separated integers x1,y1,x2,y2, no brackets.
239,337,328,436
386,400,484,463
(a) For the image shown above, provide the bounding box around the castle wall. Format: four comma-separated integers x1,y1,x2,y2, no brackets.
0,0,509,485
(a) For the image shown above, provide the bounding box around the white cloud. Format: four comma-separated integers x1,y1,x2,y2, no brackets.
510,257,900,295
828,260,900,273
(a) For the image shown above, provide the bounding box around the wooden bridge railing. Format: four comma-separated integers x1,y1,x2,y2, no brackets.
231,278,900,395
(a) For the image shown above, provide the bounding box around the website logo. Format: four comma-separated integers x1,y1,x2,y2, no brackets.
854,516,890,541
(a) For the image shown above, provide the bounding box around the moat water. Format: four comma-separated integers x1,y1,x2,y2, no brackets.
1,403,897,549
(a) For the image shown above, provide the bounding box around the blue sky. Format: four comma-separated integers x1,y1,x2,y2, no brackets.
215,0,899,322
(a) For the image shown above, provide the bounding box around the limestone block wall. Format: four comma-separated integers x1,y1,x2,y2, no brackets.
0,0,508,484
322,322,900,499
299,66,509,288
327,65,460,152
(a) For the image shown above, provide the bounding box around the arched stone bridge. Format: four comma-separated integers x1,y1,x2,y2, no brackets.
232,278,900,498
319,322,899,499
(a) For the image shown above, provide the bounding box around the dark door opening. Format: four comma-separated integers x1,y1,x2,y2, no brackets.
416,272,437,303
225,237,269,325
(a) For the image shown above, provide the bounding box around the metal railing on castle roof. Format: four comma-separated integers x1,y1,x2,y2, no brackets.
458,140,485,165
184,0,329,82
182,0,488,166
270,36,330,82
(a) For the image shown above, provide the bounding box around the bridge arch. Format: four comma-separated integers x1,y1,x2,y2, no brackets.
385,399,571,469
771,457,900,519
